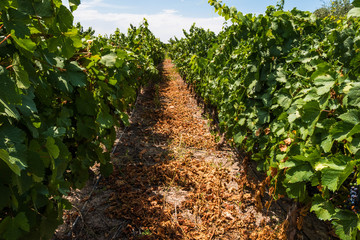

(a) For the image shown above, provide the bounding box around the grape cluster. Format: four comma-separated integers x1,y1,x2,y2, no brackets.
348,185,360,212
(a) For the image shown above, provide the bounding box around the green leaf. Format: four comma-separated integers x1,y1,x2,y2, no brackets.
257,109,270,125
332,209,358,240
18,94,37,117
353,0,360,7
3,8,31,38
69,0,81,11
58,5,74,32
349,137,360,155
313,74,335,95
17,0,53,17
49,72,73,93
33,0,54,17
45,137,60,159
348,124,360,137
303,88,320,102
319,156,354,192
65,61,87,88
234,132,246,144
0,212,30,240
0,66,22,105
12,53,31,89
347,83,360,108
288,111,300,123
275,68,287,83
11,35,36,57
277,92,292,110
348,7,360,18
100,53,117,67
285,161,313,183
16,0,35,15
310,195,335,221
44,126,66,138
0,149,20,176
119,111,130,126
0,125,27,175
29,140,51,168
97,111,114,128
13,171,32,195
338,110,360,125
329,121,354,141
301,101,321,124
321,135,333,153
56,107,73,128
60,36,76,59
66,29,83,48
0,99,20,120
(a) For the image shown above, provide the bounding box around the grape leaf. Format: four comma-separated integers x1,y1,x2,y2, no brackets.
348,7,360,18
284,161,313,183
0,149,21,176
314,74,335,95
100,53,117,67
13,53,31,89
353,0,360,7
69,0,81,11
332,209,358,240
320,157,354,192
97,111,114,128
311,195,335,221
338,110,360,125
45,137,60,159
330,121,354,141
347,83,360,108
0,212,30,240
57,5,74,32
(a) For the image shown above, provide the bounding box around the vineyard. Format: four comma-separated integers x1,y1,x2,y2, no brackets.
0,0,360,239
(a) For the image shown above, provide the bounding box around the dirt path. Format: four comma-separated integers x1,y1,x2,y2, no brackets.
54,60,332,240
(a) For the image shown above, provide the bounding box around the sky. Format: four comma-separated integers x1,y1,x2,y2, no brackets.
72,0,326,42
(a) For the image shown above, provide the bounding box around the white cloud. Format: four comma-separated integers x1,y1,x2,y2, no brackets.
77,0,131,10
73,6,225,42
162,9,179,15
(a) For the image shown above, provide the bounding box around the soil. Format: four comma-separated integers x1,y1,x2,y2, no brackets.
53,59,336,240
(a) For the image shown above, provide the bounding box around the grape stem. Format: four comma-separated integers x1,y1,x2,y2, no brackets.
0,33,12,46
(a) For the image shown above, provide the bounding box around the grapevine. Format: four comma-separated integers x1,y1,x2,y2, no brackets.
169,1,360,239
0,1,164,239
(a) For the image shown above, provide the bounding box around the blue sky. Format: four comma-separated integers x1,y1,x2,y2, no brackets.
72,0,326,42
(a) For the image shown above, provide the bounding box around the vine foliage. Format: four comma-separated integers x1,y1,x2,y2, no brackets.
169,1,360,239
0,1,164,239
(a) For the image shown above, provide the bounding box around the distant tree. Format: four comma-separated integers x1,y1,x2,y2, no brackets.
276,0,285,10
314,0,353,18
76,22,96,36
